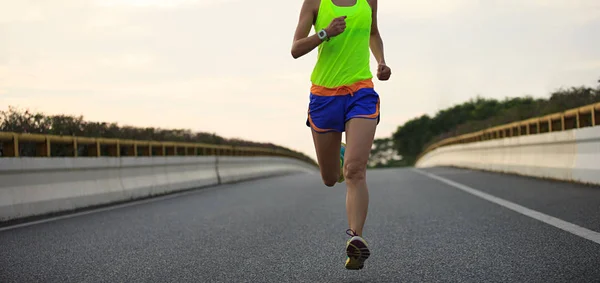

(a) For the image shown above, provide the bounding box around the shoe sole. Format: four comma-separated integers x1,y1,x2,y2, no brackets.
345,238,370,270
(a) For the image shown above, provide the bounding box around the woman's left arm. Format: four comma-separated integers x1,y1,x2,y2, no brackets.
368,0,391,81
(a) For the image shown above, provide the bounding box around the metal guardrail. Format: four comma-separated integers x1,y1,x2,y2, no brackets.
0,132,314,164
418,102,600,160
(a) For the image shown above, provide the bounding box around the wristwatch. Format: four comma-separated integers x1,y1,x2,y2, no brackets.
317,29,329,41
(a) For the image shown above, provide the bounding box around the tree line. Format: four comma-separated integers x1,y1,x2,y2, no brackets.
370,78,600,168
0,106,314,162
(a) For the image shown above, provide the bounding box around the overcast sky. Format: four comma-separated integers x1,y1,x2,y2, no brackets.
2,0,599,159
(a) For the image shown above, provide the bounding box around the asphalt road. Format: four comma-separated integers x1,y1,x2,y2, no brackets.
1,167,599,282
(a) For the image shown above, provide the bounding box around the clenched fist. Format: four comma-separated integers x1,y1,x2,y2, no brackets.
325,16,347,38
377,63,391,81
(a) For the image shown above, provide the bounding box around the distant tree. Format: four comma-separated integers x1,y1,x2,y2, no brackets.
0,106,316,164
368,138,403,168
384,79,600,167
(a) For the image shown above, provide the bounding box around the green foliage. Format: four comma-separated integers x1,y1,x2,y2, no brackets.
368,137,404,168
369,79,600,167
0,106,315,163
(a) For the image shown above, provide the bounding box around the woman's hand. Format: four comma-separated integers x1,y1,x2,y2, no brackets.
377,62,391,81
325,16,347,38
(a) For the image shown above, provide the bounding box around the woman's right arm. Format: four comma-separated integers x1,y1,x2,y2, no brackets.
291,0,347,59
291,0,321,59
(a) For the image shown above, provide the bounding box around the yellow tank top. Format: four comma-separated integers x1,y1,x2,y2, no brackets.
311,0,373,89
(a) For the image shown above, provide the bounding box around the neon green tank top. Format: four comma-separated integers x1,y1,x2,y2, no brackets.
311,0,372,88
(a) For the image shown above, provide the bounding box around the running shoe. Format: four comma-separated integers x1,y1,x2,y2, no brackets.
344,229,370,270
338,142,346,183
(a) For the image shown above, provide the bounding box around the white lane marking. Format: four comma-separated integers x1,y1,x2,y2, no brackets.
0,186,209,233
0,173,305,232
412,168,600,245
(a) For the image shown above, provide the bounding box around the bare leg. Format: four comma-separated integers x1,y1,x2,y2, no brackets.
311,130,343,187
343,118,377,236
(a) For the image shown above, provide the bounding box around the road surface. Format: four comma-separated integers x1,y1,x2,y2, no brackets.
1,167,599,282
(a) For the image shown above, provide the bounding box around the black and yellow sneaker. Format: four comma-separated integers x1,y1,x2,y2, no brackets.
338,142,346,183
344,229,370,270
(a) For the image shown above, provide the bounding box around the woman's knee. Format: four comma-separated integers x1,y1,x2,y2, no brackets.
323,177,337,187
343,160,367,183
321,169,339,187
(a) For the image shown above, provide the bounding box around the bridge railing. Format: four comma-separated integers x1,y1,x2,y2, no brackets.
418,102,600,161
0,131,315,165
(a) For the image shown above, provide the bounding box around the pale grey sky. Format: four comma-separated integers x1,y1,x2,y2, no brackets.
2,0,599,160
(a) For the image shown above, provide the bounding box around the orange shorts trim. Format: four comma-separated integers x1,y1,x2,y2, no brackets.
310,79,374,97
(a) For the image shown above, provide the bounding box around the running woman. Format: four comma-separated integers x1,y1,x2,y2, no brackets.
291,0,391,270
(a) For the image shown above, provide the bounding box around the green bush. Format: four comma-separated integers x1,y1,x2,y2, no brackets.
0,106,315,164
369,78,600,167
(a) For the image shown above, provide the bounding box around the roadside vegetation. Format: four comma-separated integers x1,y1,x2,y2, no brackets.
0,106,315,163
370,78,600,168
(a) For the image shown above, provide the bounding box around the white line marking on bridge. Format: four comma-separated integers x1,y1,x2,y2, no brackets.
412,168,600,245
0,173,305,232
0,187,207,232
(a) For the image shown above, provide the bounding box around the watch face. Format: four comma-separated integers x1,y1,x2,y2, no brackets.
318,30,325,38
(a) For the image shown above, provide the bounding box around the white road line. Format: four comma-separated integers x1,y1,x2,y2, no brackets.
0,186,211,233
412,168,600,245
0,173,302,233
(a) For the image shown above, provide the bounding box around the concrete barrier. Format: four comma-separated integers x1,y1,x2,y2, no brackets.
416,126,600,185
0,156,317,222
216,156,317,184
